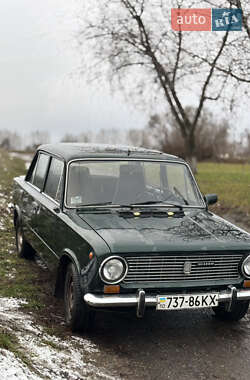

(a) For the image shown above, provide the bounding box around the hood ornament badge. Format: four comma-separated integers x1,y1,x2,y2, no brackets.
183,261,192,275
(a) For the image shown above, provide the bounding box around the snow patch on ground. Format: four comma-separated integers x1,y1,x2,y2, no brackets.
0,298,118,380
0,220,4,231
0,298,27,312
0,349,41,380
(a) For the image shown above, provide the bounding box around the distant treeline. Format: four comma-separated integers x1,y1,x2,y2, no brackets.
1,108,249,162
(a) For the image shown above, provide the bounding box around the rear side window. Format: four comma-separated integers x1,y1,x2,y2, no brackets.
44,158,64,202
33,153,50,190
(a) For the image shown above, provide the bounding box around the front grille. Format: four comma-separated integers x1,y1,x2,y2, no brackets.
123,254,243,284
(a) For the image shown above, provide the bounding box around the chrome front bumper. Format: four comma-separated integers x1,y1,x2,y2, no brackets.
84,287,250,317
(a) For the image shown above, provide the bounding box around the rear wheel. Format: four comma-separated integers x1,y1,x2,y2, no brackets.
64,262,94,332
213,300,249,321
16,222,35,259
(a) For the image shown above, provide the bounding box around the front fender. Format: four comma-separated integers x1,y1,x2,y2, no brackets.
61,248,81,273
55,248,98,297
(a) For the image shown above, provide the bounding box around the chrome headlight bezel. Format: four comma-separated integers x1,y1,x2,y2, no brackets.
99,256,128,285
242,255,250,279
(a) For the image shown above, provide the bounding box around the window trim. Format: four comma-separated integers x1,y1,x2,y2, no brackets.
41,190,60,206
64,158,206,210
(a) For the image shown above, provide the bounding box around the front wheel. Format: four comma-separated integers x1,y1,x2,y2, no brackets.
213,300,249,321
64,262,94,332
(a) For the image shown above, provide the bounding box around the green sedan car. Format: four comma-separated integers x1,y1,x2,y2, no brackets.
13,143,250,332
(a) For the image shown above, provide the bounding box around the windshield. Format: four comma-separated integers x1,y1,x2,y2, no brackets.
66,160,204,208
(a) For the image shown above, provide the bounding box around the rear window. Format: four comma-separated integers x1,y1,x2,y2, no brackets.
33,153,50,190
44,158,64,202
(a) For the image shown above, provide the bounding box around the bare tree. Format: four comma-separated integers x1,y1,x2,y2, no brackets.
61,133,78,143
126,128,151,147
78,0,249,171
0,137,10,151
0,130,23,150
30,130,50,150
145,108,231,161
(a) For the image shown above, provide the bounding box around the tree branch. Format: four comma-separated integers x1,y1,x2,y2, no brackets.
193,31,230,130
172,29,182,87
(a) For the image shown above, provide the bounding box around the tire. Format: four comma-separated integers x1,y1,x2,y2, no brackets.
64,262,94,333
213,300,249,321
16,222,35,259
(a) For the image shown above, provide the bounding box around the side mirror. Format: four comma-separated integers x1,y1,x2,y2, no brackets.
204,194,218,206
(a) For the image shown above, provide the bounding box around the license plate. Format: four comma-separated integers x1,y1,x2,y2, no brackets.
156,293,219,311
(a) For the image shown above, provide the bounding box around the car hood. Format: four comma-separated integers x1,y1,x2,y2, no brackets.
77,209,250,254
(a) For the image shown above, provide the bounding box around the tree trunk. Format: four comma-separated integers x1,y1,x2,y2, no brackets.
185,133,197,175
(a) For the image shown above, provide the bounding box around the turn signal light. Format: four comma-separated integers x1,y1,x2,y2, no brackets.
89,252,94,260
243,280,250,288
104,285,120,294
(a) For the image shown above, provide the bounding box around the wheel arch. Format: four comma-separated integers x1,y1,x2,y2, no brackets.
54,249,80,299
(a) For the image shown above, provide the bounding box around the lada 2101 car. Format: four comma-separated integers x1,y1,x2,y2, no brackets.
13,144,250,332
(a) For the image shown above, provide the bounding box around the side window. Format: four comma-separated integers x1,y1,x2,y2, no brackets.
26,154,38,183
44,158,64,202
33,153,50,190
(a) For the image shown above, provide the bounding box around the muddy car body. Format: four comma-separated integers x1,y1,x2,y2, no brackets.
13,143,250,331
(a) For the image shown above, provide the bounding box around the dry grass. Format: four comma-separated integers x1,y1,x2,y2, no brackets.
196,162,250,214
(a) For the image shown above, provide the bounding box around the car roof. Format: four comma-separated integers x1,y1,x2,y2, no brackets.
38,143,183,163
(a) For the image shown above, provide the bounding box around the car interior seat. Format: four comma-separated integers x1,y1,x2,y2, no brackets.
112,164,146,204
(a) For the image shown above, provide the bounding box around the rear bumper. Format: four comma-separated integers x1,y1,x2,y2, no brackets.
84,287,250,315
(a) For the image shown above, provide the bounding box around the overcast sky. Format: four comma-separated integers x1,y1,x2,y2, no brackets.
0,0,147,144
0,0,249,145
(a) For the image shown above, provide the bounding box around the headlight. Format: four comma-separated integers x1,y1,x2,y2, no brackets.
242,255,250,278
99,256,128,284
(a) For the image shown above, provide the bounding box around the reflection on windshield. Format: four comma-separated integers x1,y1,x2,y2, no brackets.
66,160,204,208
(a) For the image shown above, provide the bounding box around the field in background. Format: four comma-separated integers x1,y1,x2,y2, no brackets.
196,162,250,218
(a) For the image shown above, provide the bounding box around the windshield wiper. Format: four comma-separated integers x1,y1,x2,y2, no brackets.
76,202,133,209
76,200,186,211
131,200,184,210
173,187,189,205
